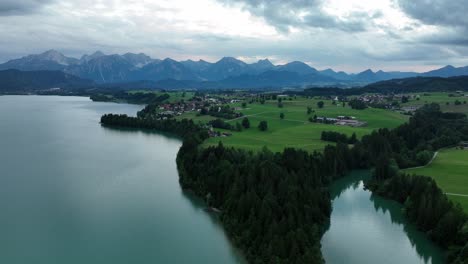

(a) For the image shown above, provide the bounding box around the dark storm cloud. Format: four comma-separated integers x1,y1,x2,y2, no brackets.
0,0,55,15
423,33,468,47
397,0,468,46
364,44,458,62
301,11,369,32
397,0,468,29
217,0,374,33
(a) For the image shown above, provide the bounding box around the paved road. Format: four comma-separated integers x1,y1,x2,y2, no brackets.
405,151,439,170
446,193,468,197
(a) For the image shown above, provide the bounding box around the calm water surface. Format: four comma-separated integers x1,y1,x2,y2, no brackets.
321,171,446,264
0,96,244,264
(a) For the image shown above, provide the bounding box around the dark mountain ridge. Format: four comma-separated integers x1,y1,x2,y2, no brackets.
303,76,468,96
0,69,94,93
2,50,468,87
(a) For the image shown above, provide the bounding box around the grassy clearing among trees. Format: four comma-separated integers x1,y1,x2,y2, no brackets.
404,148,468,212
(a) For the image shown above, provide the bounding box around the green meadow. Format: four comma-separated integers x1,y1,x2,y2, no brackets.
402,92,468,114
404,148,468,212
128,90,195,103
181,97,409,152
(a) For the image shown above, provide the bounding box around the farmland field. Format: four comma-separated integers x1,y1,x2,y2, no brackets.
128,90,195,103
401,92,468,114
179,97,409,152
404,148,468,212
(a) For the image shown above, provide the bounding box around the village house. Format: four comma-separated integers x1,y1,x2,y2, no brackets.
316,117,338,123
337,116,356,120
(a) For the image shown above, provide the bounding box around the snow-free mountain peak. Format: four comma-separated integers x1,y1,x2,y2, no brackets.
122,52,155,67
80,51,106,63
277,61,318,75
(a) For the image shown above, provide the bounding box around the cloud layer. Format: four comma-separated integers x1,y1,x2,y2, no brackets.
0,0,467,72
218,0,377,33
397,0,468,47
398,0,468,29
0,0,54,15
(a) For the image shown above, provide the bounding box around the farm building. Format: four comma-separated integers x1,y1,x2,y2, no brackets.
401,106,419,112
335,119,367,127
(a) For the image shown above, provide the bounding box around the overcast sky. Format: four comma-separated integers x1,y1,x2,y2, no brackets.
0,0,467,72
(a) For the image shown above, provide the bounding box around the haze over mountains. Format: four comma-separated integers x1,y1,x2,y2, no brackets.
1,50,468,89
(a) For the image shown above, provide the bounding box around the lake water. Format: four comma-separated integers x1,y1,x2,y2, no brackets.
321,171,446,264
0,96,244,264
0,96,446,264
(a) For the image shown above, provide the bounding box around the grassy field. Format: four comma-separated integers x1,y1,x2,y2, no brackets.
404,148,468,212
402,92,468,114
180,97,409,152
442,103,468,115
128,90,195,103
177,92,468,152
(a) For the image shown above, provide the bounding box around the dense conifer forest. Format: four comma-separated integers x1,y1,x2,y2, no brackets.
177,143,356,263
100,113,208,143
361,103,468,169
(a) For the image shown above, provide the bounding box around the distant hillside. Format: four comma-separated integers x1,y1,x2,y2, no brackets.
364,76,468,93
0,69,94,93
219,70,339,88
303,76,468,96
423,65,468,78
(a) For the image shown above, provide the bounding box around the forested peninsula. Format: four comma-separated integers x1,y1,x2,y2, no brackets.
101,103,468,264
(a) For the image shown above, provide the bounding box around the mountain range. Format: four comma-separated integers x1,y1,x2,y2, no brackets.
1,50,468,88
